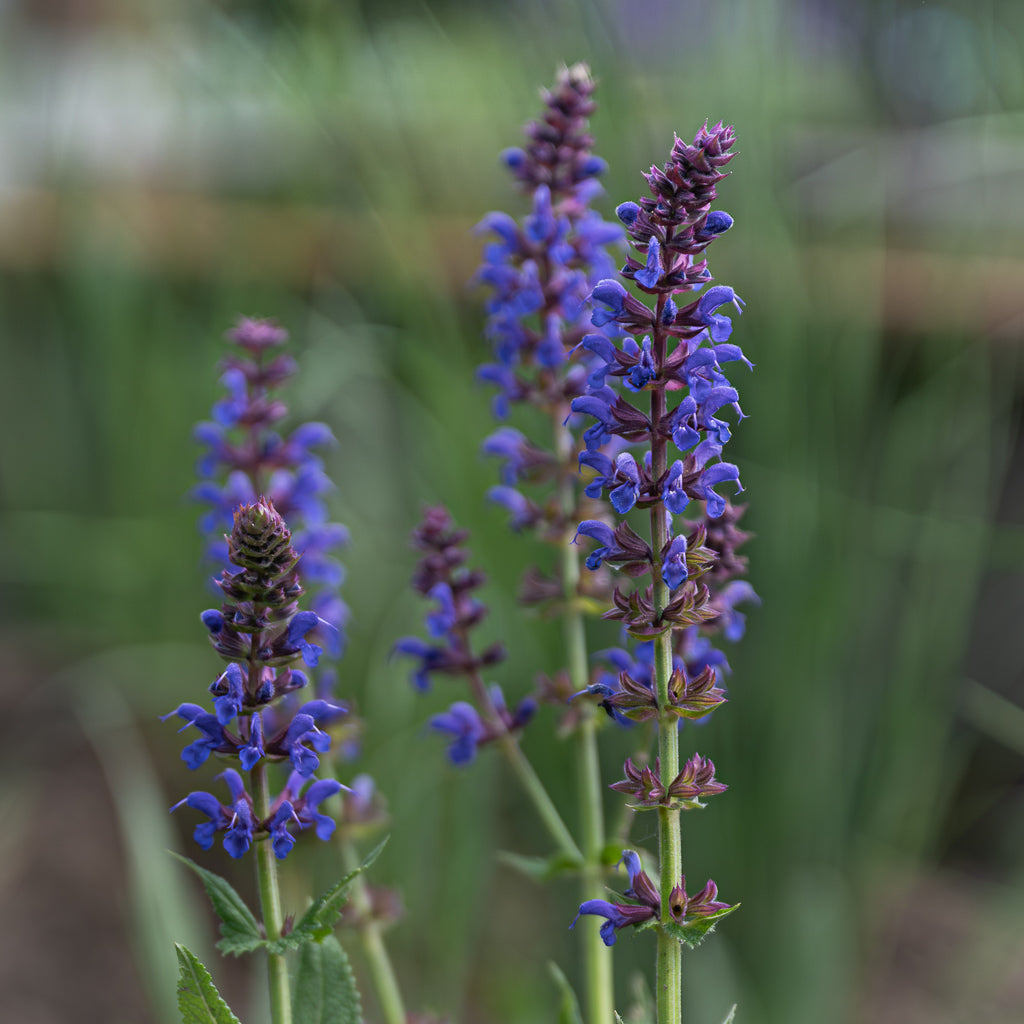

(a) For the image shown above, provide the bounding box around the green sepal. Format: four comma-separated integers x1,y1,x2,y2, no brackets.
174,944,242,1024
291,934,362,1024
268,837,389,952
496,849,584,882
171,853,265,956
662,903,740,949
624,797,708,813
547,961,584,1024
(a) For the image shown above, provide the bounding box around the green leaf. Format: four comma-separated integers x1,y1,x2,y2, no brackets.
174,944,241,1024
171,853,265,956
719,1005,738,1024
292,934,362,1024
662,903,740,949
496,849,583,882
600,842,627,867
547,962,584,1024
272,837,389,951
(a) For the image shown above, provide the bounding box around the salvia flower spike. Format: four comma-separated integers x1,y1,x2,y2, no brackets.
166,499,348,859
569,121,753,1024
192,316,349,656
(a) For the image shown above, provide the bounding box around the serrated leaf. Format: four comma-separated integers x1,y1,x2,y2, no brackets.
283,837,389,947
496,849,583,883
662,903,740,949
547,962,584,1024
292,934,361,1024
171,853,265,956
720,1005,737,1024
175,944,241,1024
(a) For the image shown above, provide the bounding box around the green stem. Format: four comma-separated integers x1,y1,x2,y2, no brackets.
457,625,583,865
651,303,682,1024
496,731,584,863
558,414,616,1024
338,836,407,1024
576,708,615,1024
251,761,293,1024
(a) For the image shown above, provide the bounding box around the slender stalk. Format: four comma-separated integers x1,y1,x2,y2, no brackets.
457,627,584,865
557,414,615,1024
651,307,682,1024
320,758,407,1024
496,731,584,863
251,761,293,1024
338,836,407,1024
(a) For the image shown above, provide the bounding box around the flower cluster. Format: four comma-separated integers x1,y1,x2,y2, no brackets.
476,62,621,423
192,316,349,656
572,122,752,635
570,123,752,952
475,65,623,622
393,506,535,765
572,851,731,947
166,500,348,858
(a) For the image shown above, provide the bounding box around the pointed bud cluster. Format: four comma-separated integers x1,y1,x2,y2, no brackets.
572,850,732,946
165,499,348,859
580,658,728,724
192,316,348,656
610,754,727,808
501,62,605,199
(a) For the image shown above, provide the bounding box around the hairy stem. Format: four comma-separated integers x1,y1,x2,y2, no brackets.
496,731,584,863
339,836,407,1024
558,413,616,1024
458,628,584,864
251,761,293,1024
651,306,682,1024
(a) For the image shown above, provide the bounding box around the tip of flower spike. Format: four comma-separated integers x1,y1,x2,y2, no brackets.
227,316,288,350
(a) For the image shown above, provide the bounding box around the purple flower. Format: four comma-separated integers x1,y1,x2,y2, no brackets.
662,535,689,590
570,899,657,947
161,703,232,769
487,486,541,531
609,453,641,514
431,702,486,765
392,636,449,692
210,663,245,725
172,769,256,859
238,712,265,771
695,285,745,344
695,462,743,519
634,236,663,290
574,520,618,571
285,611,330,667
662,460,690,515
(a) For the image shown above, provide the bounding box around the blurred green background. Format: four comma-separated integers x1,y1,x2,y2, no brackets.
2,0,1023,1022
